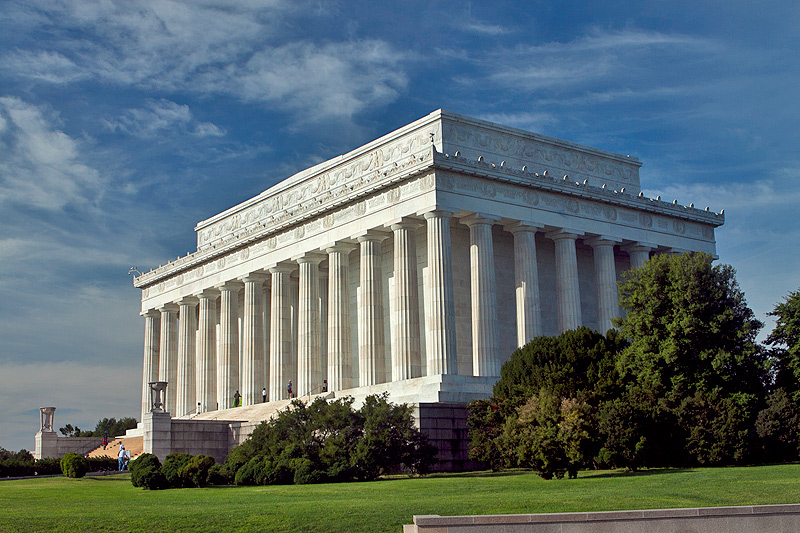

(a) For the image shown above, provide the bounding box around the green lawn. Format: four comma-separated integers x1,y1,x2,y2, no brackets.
1,465,799,532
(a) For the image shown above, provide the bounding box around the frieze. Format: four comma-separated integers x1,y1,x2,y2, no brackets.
140,175,430,299
196,123,440,251
446,123,639,188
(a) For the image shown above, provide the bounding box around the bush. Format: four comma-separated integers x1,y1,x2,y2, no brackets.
130,453,166,490
86,456,117,472
60,453,88,478
207,463,233,485
225,394,436,485
34,458,62,476
179,454,215,487
162,453,193,488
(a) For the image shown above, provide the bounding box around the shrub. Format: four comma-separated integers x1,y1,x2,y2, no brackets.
207,463,233,485
179,454,215,487
34,458,62,476
130,453,166,487
60,453,88,478
162,453,193,488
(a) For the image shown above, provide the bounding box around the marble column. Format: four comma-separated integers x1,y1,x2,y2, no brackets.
241,274,267,406
424,210,458,375
547,229,583,333
626,243,655,270
589,237,621,333
297,254,323,397
326,244,356,391
262,281,271,401
318,267,328,387
506,222,543,347
269,264,293,401
390,219,422,381
176,297,198,418
217,281,242,410
158,303,179,415
463,214,500,377
357,232,387,386
141,310,160,420
196,289,219,414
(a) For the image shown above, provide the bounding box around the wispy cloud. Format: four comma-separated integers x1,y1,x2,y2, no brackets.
2,1,408,122
0,97,104,210
105,99,225,138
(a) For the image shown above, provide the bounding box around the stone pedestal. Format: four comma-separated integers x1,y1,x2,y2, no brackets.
142,410,173,462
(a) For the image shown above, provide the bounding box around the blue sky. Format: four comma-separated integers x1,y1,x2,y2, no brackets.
1,1,798,451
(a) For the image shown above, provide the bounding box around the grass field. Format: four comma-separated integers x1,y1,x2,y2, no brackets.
1,465,799,532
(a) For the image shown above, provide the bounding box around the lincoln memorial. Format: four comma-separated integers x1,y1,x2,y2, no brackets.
131,110,722,463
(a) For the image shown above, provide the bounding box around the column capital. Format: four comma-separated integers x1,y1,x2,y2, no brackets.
545,228,584,241
324,242,358,254
216,280,244,292
158,303,180,313
293,252,326,264
622,242,658,253
141,309,160,318
461,212,501,227
268,262,295,274
196,288,220,299
354,229,390,243
239,272,269,283
387,216,422,231
177,296,199,306
422,208,457,220
586,235,622,248
504,221,543,234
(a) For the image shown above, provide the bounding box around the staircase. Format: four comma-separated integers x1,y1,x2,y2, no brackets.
86,436,143,460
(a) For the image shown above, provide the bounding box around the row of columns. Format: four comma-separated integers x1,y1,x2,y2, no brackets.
141,211,655,419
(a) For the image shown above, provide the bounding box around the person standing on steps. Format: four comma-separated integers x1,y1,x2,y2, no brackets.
234,390,241,408
102,432,108,450
287,380,293,399
262,387,267,403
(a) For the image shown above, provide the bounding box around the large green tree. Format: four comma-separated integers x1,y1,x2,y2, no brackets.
766,288,800,401
613,252,768,465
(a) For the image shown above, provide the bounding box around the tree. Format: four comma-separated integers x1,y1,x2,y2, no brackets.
766,288,800,403
469,328,625,474
614,252,768,465
225,394,435,485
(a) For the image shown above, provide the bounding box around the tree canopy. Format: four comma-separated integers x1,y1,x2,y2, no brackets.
469,252,786,477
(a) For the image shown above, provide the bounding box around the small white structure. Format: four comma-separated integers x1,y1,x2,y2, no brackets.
132,110,722,431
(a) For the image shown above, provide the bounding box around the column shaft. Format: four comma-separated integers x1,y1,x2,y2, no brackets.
141,311,160,420
548,230,582,333
269,266,292,401
218,282,241,409
176,298,197,417
424,210,458,375
590,238,620,333
391,221,422,380
241,276,266,406
158,304,179,415
508,224,542,347
196,290,218,414
327,245,355,391
464,215,500,377
358,233,386,386
297,256,322,396
627,244,654,270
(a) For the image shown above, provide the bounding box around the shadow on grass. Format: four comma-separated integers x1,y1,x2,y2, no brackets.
418,468,698,482
581,468,696,480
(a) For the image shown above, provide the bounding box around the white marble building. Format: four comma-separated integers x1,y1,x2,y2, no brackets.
133,110,723,420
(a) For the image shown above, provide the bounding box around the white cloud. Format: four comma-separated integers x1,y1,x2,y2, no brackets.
0,97,104,210
2,1,408,122
105,99,225,138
